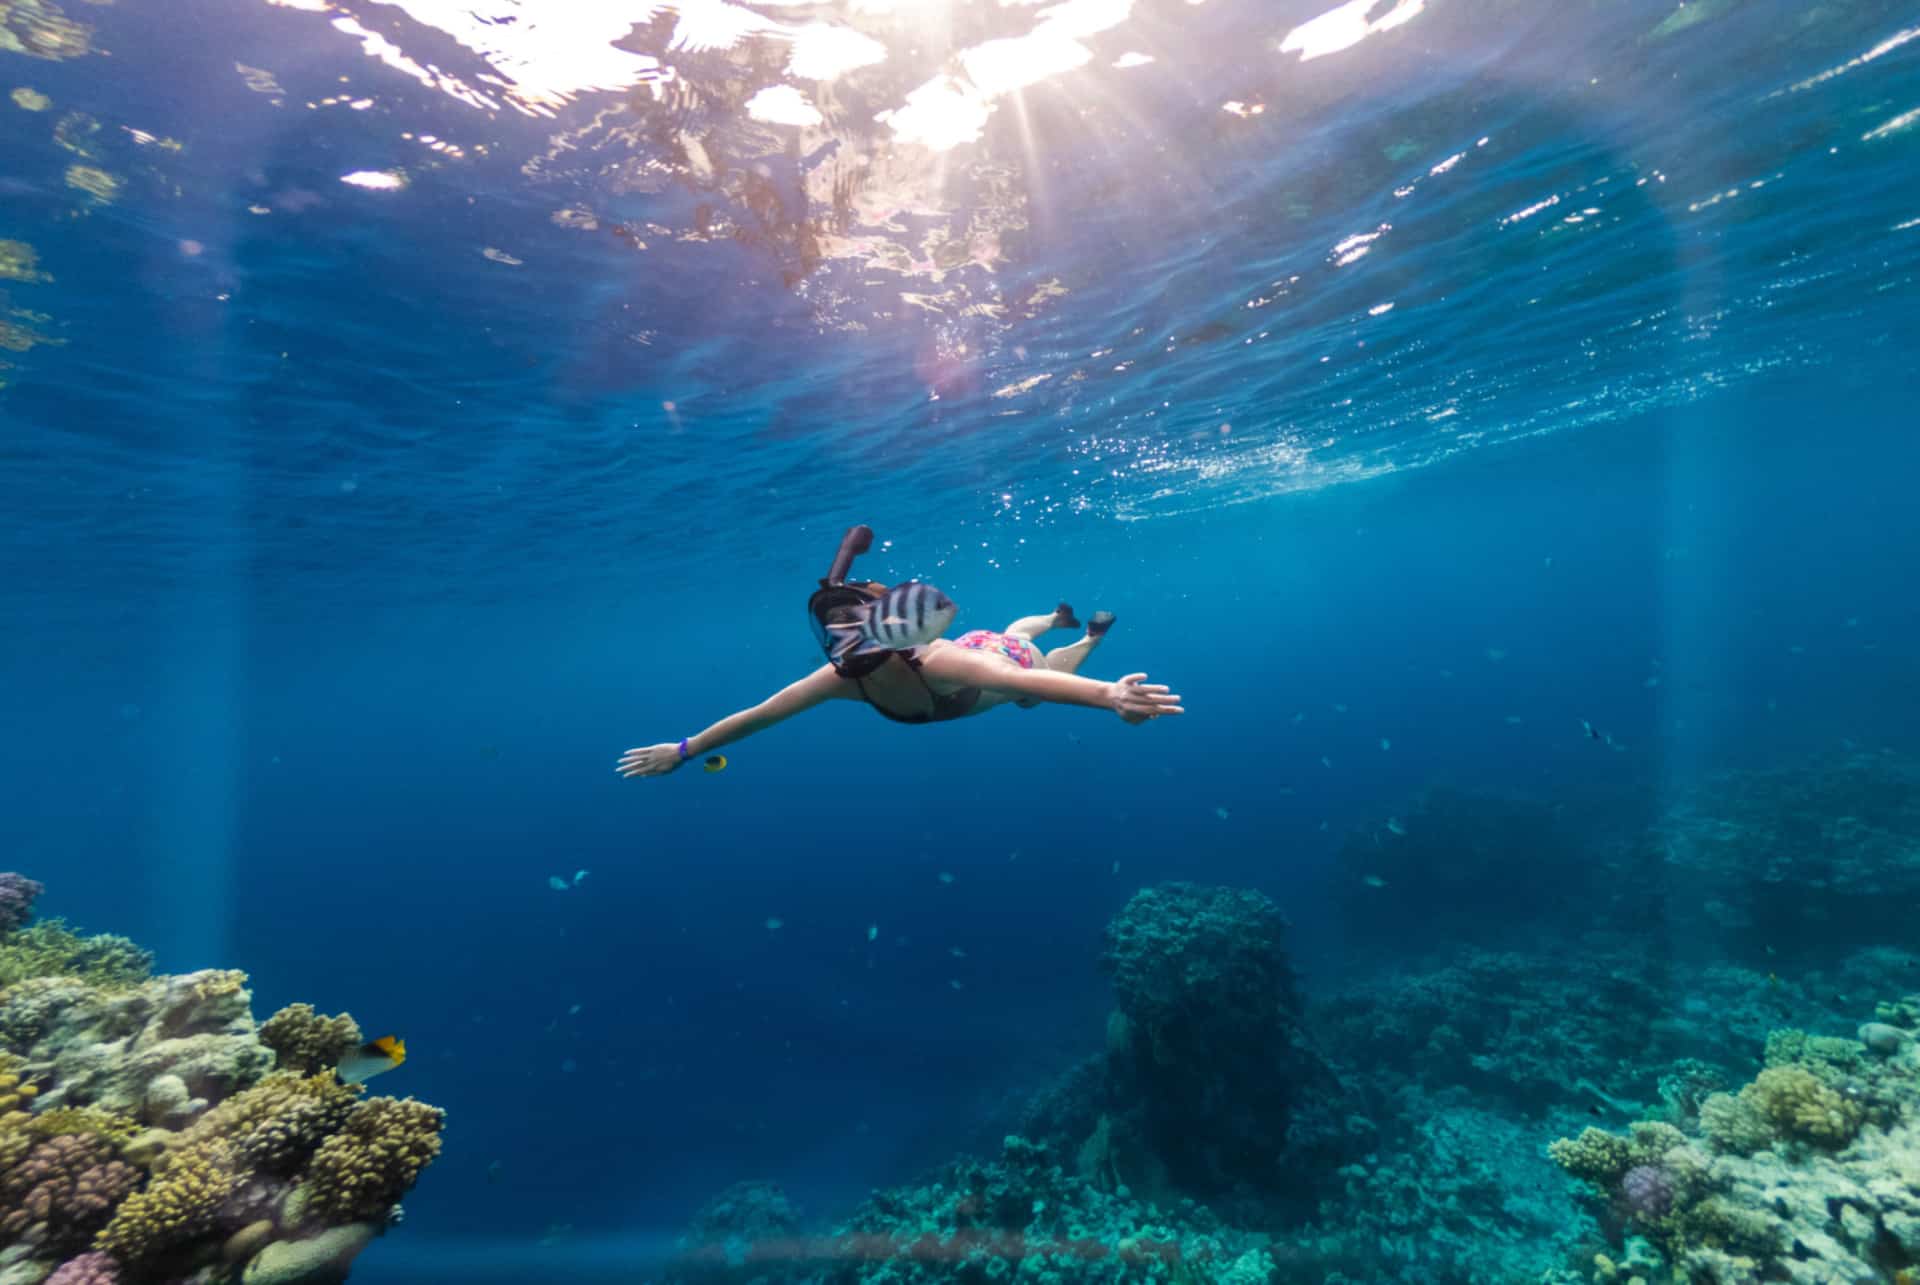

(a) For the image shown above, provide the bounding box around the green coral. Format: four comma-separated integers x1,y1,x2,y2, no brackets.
1741,1065,1863,1147
1547,1127,1634,1185
0,918,152,990
259,1002,363,1076
304,1095,445,1224
1698,1092,1773,1155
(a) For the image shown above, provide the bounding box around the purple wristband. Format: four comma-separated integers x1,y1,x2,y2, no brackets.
677,738,690,761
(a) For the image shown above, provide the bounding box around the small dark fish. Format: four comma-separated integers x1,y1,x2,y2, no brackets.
1580,719,1617,748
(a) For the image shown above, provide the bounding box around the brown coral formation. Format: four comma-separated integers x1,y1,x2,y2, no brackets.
303,1096,445,1224
257,1005,362,1078
0,1132,139,1252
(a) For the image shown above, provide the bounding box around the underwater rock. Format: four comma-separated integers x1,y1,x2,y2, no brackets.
663,1180,802,1285
15,970,271,1118
1858,1022,1907,1056
1082,884,1362,1216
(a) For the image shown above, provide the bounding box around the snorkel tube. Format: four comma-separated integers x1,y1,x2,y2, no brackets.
824,524,873,588
808,525,888,674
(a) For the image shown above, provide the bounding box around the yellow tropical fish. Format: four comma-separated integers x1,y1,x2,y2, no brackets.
337,1035,406,1084
704,755,728,773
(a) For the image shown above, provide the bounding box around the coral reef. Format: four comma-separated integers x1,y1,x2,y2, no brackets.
1654,750,1920,947
1314,942,1676,1116
1552,994,1920,1283
811,1135,1274,1285
0,875,446,1285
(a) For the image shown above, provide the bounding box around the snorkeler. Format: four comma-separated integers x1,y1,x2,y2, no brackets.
615,526,1183,778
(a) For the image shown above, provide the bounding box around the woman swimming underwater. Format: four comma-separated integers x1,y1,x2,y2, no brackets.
615,526,1184,779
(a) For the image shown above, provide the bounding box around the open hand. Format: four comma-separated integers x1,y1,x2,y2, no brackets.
1107,673,1184,723
617,743,684,778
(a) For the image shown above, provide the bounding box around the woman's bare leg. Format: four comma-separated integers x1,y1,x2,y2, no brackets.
1044,610,1114,675
1043,634,1099,674
1003,602,1079,640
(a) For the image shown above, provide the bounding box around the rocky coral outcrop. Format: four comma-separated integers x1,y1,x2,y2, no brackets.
1025,884,1364,1223
0,874,446,1285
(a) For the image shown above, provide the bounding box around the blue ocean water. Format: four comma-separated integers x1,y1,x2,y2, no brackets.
4,0,1920,1279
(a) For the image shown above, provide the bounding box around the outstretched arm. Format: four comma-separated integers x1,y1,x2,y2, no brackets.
617,664,853,778
918,647,1184,722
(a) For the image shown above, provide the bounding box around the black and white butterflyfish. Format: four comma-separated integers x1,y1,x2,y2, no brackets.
825,581,957,664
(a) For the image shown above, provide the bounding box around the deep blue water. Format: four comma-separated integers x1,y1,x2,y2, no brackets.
4,0,1920,1278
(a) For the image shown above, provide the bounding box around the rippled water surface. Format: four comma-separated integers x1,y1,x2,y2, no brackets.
4,0,1918,606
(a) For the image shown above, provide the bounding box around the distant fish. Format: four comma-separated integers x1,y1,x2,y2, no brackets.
547,876,570,892
824,582,956,664
867,923,879,942
1386,817,1406,837
1363,874,1387,888
337,1035,406,1084
703,754,728,773
765,916,783,932
1379,737,1392,751
486,1160,504,1184
1580,719,1616,747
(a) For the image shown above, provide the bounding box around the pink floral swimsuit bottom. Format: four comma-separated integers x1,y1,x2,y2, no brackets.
953,629,1039,669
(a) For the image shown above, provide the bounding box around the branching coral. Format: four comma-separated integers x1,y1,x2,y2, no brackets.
258,1003,363,1076
303,1095,445,1224
93,1137,238,1264
0,1133,140,1253
171,1070,360,1177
